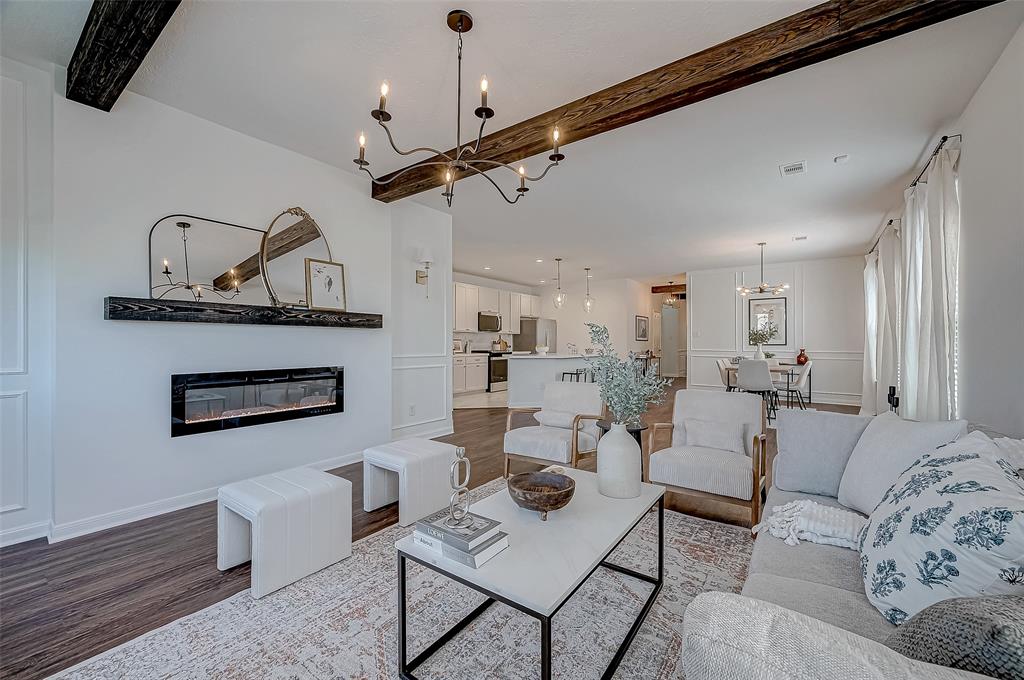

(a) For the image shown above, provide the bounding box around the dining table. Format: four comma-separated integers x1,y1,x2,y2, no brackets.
724,362,812,406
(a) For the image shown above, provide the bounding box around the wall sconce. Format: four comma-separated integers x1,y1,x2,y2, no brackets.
415,247,434,299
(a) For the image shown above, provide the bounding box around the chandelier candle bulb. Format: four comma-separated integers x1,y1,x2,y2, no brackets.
553,128,560,154
378,81,389,111
162,259,170,275
358,132,366,162
480,75,488,108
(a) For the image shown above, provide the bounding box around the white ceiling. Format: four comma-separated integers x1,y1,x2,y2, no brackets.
3,0,1022,285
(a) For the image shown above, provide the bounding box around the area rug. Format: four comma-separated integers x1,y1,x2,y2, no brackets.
54,479,753,679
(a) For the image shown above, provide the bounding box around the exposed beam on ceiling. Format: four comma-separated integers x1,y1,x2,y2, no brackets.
66,0,181,112
212,217,319,290
371,0,1001,203
651,284,687,294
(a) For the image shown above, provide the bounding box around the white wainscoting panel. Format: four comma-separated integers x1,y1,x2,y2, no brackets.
1,74,27,375
0,391,27,512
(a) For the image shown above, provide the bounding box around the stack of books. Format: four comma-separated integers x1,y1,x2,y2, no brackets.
413,508,509,568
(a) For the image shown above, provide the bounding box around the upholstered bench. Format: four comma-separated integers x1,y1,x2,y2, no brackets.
217,466,352,599
363,438,459,526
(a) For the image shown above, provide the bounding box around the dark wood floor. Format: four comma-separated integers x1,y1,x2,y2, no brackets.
0,380,854,679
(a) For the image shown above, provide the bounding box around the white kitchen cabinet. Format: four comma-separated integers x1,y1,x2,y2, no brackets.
499,290,511,333
465,356,488,392
478,286,499,313
452,356,467,393
532,295,542,317
509,292,522,334
521,294,541,318
453,283,479,332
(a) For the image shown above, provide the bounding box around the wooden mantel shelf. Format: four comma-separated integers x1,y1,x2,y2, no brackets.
104,296,383,329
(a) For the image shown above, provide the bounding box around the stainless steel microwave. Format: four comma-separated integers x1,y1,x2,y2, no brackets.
477,312,502,333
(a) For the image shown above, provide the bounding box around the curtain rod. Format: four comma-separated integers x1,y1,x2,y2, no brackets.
908,134,961,188
869,217,901,254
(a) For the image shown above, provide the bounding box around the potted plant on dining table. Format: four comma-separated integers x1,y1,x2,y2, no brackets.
584,323,669,499
748,321,779,360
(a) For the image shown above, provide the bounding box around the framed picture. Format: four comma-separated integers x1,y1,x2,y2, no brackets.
748,297,787,346
635,315,649,341
304,258,347,311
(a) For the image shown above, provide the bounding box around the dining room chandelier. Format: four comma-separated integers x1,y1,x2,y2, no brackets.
737,242,790,296
353,9,564,207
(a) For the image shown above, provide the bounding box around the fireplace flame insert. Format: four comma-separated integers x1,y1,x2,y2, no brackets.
171,366,343,437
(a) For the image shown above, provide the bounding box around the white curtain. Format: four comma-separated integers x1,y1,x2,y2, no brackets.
899,149,961,421
861,227,902,415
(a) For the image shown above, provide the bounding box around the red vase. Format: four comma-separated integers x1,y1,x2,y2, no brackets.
796,348,809,365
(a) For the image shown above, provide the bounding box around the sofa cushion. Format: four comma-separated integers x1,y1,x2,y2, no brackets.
741,573,895,643
885,595,1024,680
773,409,872,498
839,411,967,515
859,431,1024,624
670,389,762,457
682,417,745,454
751,489,866,594
649,445,752,500
503,425,597,464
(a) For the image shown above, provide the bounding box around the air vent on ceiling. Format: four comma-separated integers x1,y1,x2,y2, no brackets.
779,160,807,178
792,235,808,242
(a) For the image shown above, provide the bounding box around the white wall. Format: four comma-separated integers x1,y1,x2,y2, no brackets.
687,256,864,406
453,272,537,295
0,61,452,543
391,201,454,440
957,23,1024,436
538,278,650,356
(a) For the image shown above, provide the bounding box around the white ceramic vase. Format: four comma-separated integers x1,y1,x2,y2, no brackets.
597,423,641,499
754,344,766,360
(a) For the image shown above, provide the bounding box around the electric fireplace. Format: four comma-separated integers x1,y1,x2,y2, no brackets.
171,366,343,437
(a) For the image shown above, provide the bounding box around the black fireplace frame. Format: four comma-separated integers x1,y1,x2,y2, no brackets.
171,366,343,437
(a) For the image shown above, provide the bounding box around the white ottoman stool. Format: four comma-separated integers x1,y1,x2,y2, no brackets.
217,466,352,599
363,438,459,526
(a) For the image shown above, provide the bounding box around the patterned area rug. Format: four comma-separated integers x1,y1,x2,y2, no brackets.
55,479,753,679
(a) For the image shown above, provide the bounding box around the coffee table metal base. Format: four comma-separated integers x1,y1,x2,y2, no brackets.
397,496,664,680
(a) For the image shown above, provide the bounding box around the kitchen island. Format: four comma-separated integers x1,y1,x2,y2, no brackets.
507,354,591,408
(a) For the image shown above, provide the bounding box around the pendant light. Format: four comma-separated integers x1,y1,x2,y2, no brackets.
664,281,677,308
737,242,790,296
552,257,567,308
582,267,595,314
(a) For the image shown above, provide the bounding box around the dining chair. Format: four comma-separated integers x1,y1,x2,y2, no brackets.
779,360,813,410
737,359,778,421
716,359,734,392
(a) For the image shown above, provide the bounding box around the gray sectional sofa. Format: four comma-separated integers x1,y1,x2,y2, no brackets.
682,409,990,679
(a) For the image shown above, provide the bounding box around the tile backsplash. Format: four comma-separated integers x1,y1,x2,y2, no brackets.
454,331,512,352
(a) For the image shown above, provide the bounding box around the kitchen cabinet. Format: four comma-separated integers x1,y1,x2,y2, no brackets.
519,294,541,318
499,291,511,333
531,295,542,317
453,354,488,394
478,286,499,313
509,293,522,335
453,283,479,332
452,356,466,393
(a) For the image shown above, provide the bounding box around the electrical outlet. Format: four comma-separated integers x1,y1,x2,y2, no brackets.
408,404,416,416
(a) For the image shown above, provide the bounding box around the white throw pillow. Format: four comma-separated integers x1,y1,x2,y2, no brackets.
534,409,576,429
682,418,746,455
839,412,966,515
859,431,1024,625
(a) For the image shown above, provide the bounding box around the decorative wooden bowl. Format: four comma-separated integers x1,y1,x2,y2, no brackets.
507,471,575,521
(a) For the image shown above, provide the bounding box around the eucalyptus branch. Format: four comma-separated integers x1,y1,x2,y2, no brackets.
583,323,669,426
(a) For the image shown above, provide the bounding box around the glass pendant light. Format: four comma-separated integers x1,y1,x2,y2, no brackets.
664,281,677,308
582,267,595,313
552,257,567,308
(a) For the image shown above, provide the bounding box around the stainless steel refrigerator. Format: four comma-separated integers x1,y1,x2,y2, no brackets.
513,318,557,353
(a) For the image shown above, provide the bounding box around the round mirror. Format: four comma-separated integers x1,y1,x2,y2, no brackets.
259,207,334,308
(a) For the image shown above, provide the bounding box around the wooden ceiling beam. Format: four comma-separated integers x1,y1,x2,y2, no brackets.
651,284,686,294
66,0,181,112
212,217,319,291
370,0,1001,203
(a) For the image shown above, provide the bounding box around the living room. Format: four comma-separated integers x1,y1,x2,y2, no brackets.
1,1,1022,678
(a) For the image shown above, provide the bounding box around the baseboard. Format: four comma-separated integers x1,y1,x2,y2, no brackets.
0,520,50,548
391,420,454,441
48,450,365,544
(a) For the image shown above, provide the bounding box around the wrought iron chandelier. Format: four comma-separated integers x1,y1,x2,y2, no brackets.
152,221,242,302
354,9,564,207
737,242,790,296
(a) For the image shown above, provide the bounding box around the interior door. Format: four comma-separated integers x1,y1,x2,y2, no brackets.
0,58,54,545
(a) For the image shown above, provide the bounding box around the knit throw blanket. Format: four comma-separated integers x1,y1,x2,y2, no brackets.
752,499,866,550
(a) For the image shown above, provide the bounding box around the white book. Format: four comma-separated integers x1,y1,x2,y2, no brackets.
413,530,509,568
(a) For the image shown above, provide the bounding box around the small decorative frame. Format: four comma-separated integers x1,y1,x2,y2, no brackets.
304,258,347,311
748,297,787,346
635,315,649,341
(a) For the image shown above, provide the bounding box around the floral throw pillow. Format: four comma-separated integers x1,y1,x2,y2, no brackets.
859,431,1024,625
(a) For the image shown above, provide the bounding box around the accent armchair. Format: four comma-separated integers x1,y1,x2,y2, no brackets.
646,389,767,526
503,382,605,477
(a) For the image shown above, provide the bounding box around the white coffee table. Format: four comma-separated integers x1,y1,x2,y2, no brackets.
394,468,665,680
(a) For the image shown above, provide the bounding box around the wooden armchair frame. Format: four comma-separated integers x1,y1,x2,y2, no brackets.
645,401,768,526
504,407,605,478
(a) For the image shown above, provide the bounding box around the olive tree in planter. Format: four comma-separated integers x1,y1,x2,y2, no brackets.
584,323,669,498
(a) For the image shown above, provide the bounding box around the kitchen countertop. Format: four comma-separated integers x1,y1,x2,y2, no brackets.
508,353,590,359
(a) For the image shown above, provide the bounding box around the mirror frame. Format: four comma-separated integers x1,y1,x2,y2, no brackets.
259,207,334,308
